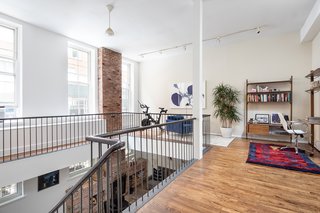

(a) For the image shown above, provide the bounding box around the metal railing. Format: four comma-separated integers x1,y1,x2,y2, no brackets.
0,113,109,163
49,138,125,213
0,112,208,164
203,114,211,153
50,118,199,213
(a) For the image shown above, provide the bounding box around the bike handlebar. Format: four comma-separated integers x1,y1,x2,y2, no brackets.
138,101,167,114
139,103,149,110
159,107,168,114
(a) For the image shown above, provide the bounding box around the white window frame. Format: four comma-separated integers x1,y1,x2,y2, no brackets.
68,158,98,179
67,42,97,114
69,160,91,177
0,182,24,207
0,18,22,116
122,60,134,112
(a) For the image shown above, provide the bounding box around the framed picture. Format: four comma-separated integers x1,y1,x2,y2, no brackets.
271,113,280,124
170,81,206,109
255,114,269,124
38,170,59,191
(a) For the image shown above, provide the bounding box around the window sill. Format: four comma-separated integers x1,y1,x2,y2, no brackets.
68,169,89,181
0,194,26,207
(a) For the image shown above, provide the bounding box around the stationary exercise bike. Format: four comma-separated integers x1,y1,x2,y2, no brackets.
139,101,167,127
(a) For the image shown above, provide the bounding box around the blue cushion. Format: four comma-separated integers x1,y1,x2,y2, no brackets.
166,118,192,134
167,115,184,120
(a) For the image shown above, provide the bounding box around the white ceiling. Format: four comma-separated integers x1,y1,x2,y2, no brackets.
0,0,316,61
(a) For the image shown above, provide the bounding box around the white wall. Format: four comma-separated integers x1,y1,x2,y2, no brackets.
22,23,68,116
0,12,98,116
0,143,103,186
0,142,107,213
311,32,320,149
140,33,312,137
0,167,82,213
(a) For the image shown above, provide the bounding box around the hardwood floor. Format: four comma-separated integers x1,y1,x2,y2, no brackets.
138,138,320,213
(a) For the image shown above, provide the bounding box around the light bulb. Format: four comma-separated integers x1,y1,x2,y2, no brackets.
106,28,114,36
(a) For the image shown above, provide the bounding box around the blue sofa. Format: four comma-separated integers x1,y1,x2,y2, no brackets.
166,115,193,135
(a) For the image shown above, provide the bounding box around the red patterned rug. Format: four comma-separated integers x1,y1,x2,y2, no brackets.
246,142,320,174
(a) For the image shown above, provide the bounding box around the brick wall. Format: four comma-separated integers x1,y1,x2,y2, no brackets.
98,47,122,131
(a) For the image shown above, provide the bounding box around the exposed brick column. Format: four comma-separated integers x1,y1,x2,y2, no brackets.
98,47,122,131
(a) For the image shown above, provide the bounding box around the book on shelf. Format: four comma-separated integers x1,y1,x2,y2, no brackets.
247,92,291,103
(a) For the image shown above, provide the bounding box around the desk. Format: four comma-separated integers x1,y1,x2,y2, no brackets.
307,117,320,153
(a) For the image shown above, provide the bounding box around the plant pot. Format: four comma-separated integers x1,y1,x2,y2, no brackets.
220,127,233,138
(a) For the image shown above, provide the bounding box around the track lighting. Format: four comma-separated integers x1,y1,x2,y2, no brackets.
216,37,221,44
256,27,261,34
139,26,265,57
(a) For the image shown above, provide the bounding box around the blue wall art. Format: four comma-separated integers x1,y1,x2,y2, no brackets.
170,82,206,108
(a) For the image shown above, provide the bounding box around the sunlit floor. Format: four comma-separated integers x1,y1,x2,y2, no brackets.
138,138,320,213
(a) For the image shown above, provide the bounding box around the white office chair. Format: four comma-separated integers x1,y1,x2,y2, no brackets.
278,113,308,154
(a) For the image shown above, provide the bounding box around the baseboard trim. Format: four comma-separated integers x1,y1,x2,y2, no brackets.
209,132,242,138
207,132,308,143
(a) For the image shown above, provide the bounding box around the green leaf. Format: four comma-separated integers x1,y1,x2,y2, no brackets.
212,83,241,127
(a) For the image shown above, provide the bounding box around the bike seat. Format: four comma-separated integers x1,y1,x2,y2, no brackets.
159,107,165,110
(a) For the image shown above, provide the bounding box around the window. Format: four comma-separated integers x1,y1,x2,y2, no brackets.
122,62,134,112
0,182,23,205
69,160,91,177
68,43,96,115
0,21,20,112
0,184,17,198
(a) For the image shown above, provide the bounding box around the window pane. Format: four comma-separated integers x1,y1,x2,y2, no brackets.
0,58,14,74
0,26,15,59
68,97,88,115
122,63,132,112
0,184,17,198
68,48,89,83
69,160,91,173
68,46,90,114
0,24,17,108
122,64,128,72
0,74,15,104
68,85,89,115
68,69,78,82
68,84,89,98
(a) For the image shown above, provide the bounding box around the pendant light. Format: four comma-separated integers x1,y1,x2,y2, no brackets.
106,4,114,36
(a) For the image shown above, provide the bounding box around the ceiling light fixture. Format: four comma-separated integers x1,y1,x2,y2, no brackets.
105,4,114,36
216,36,221,44
256,27,261,34
139,25,266,58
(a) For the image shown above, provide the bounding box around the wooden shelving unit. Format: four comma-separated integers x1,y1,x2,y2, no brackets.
305,68,320,152
245,76,293,139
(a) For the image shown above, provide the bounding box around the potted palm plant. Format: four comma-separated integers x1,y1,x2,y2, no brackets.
212,83,240,138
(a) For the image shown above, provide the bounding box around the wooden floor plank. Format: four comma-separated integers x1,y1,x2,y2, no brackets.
138,138,320,213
